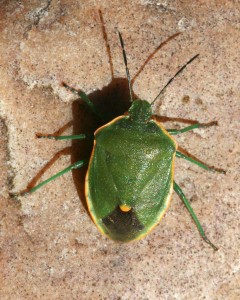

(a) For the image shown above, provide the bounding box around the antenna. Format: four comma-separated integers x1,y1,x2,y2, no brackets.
118,31,133,102
151,54,199,105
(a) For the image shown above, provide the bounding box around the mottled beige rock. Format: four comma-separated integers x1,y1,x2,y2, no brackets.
0,1,239,299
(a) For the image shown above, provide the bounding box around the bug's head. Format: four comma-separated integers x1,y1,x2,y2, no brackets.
128,99,152,123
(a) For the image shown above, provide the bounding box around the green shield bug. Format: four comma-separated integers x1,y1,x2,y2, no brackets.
12,31,225,250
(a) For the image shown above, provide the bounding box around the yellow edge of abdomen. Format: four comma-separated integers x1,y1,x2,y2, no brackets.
85,116,126,237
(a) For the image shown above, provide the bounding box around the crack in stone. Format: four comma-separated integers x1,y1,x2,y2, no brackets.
23,0,52,39
32,0,52,26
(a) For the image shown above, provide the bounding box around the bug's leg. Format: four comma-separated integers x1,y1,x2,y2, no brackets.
36,133,93,141
168,121,218,135
12,160,88,196
9,147,71,198
62,82,101,118
173,181,218,251
176,151,226,174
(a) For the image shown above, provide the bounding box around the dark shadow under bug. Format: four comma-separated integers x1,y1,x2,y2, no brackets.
71,77,133,212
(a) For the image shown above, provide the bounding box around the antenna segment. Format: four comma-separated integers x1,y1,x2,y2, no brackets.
118,31,134,102
151,54,199,105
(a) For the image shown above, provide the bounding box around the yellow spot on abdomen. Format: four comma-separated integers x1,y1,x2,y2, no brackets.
119,204,131,212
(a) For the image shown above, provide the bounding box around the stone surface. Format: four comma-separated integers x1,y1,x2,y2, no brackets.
0,1,239,299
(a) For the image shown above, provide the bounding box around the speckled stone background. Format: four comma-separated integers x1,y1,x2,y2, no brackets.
0,1,239,299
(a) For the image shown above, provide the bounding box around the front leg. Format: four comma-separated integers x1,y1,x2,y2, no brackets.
176,151,226,174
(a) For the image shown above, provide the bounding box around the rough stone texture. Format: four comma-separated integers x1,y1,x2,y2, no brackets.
0,1,239,299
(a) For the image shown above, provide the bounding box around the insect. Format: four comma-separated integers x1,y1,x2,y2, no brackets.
13,31,225,250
